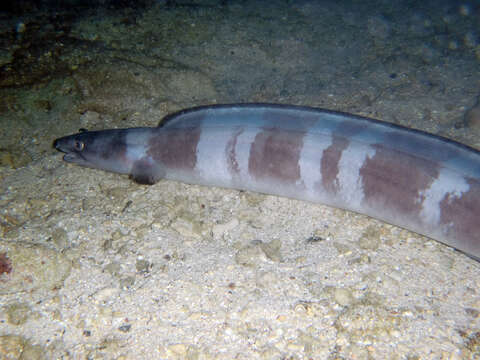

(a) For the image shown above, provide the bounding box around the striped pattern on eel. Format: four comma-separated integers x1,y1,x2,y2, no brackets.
54,104,480,260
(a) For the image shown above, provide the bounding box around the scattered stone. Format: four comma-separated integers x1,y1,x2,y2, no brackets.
168,343,187,356
5,302,31,325
235,239,282,266
333,242,353,255
256,271,279,288
259,239,282,262
235,243,266,267
465,100,480,130
51,227,68,250
306,228,328,243
358,225,381,250
0,335,46,360
465,308,480,318
93,287,120,303
119,276,135,289
0,335,23,359
118,324,131,332
33,99,52,112
334,287,355,307
17,341,46,360
212,218,239,239
0,252,12,275
170,212,203,240
104,262,122,276
105,187,129,202
0,242,72,295
0,149,31,169
136,259,151,273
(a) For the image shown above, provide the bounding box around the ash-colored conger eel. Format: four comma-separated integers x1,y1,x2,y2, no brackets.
54,104,480,260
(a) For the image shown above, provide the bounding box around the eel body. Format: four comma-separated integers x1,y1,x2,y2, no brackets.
54,104,480,260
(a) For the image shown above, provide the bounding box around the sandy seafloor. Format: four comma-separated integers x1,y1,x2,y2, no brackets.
0,0,480,358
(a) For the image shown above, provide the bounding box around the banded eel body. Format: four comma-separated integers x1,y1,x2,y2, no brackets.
54,104,480,260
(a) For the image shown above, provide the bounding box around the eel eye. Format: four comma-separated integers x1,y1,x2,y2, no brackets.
74,140,85,151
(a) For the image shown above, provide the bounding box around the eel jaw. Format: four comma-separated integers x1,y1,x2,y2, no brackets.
53,138,90,167
62,152,84,164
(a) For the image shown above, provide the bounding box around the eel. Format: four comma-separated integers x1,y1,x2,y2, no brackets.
54,104,480,260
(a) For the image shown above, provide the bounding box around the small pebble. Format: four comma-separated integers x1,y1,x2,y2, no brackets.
118,324,131,332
